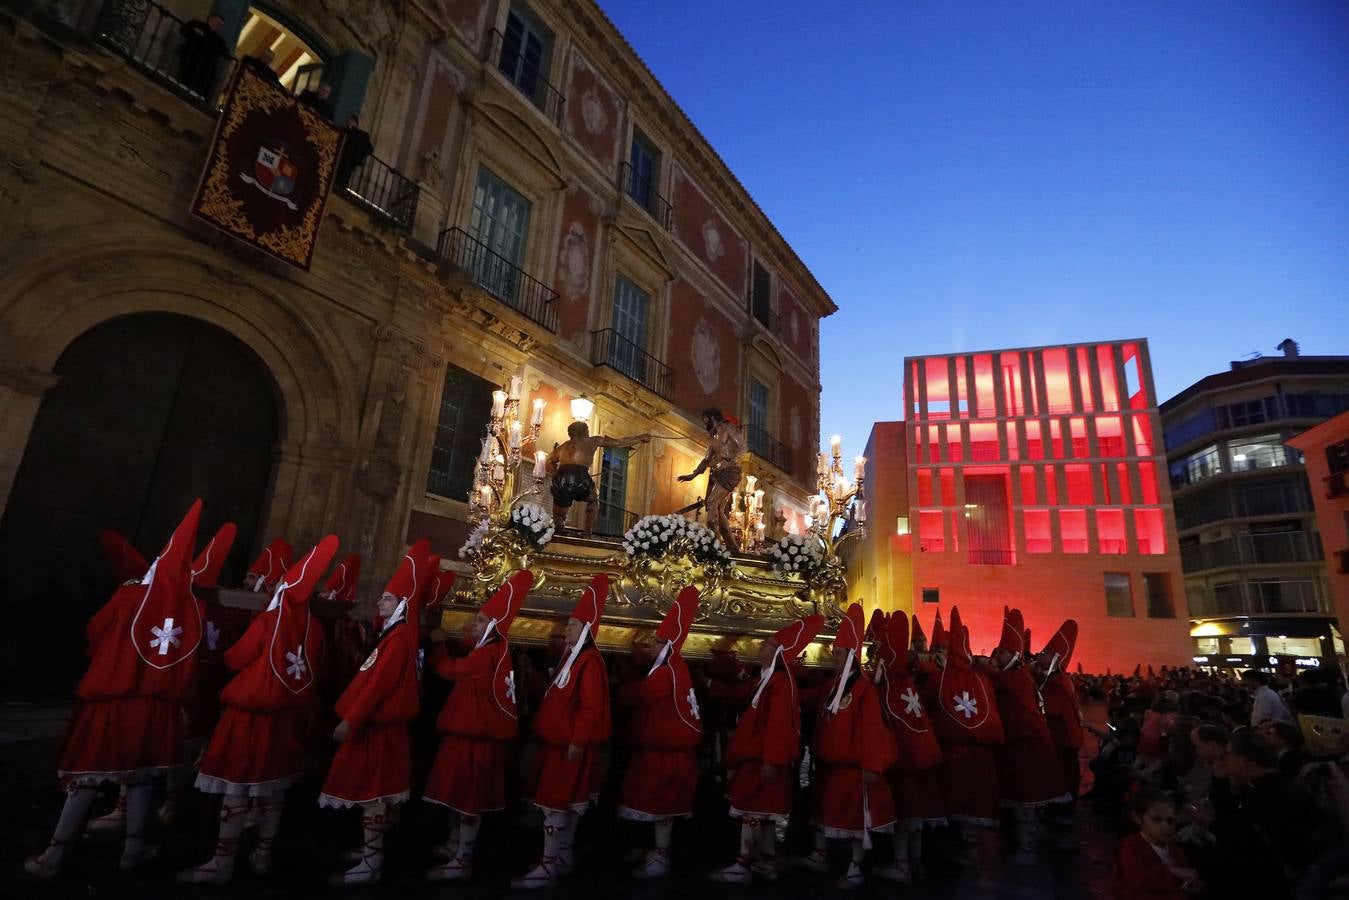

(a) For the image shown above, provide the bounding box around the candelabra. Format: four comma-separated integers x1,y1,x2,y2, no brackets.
468,375,548,523
810,434,867,555
730,474,767,553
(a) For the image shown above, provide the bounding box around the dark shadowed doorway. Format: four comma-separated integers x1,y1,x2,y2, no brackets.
0,314,279,698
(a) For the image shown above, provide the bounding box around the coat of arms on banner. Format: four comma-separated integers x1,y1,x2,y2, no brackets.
190,66,343,270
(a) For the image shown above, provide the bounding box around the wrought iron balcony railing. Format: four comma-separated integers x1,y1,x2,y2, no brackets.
745,424,790,473
489,28,565,125
594,502,640,539
591,329,673,400
338,154,419,230
620,162,672,229
436,227,558,331
94,0,236,109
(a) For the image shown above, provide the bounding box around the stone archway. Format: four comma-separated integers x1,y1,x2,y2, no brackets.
0,313,281,698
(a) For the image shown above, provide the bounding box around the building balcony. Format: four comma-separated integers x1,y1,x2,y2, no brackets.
1180,531,1323,573
340,154,420,230
437,227,559,332
590,329,673,400
488,28,565,126
1187,578,1329,618
746,424,790,473
620,162,672,229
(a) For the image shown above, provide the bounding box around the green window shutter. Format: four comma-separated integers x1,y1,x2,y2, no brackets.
328,50,374,124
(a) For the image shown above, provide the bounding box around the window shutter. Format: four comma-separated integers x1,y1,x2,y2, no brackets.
328,50,374,124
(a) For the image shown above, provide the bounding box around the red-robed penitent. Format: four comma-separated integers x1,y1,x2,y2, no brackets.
989,607,1067,807
875,612,946,826
1040,619,1085,797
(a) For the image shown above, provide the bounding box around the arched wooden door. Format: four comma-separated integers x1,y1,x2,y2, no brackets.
0,314,279,698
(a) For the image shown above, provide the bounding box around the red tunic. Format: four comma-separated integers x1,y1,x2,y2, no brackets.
811,674,897,836
877,665,945,826
527,645,610,813
423,637,518,815
991,667,1067,807
58,586,203,785
616,655,703,820
1043,670,1085,797
318,620,419,807
196,608,326,795
724,667,799,821
923,666,1004,826
1111,832,1193,900
185,602,252,742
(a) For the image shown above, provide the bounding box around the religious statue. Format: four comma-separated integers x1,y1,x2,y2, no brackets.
547,422,650,533
678,408,746,550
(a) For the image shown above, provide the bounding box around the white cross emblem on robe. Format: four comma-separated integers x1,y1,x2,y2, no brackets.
149,617,182,656
953,690,978,719
206,621,221,651
901,687,923,717
687,687,701,721
504,670,517,704
285,646,307,680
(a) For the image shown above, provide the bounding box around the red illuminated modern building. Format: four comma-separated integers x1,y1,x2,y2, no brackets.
849,339,1193,672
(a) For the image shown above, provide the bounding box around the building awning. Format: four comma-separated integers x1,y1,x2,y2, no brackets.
1190,617,1334,639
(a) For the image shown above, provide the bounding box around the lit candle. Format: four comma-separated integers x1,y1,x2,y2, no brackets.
480,436,493,464
492,454,505,483
754,489,765,510
804,514,814,529
509,421,523,449
745,474,758,493
479,484,492,508
491,390,507,419
817,452,828,476
835,475,849,496
854,455,866,482
534,450,548,479
508,376,523,400
531,398,546,427
855,500,867,523
830,434,842,458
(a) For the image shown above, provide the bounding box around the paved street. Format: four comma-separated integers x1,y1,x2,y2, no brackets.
3,703,1116,899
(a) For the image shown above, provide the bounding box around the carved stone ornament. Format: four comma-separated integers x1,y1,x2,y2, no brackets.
356,455,401,499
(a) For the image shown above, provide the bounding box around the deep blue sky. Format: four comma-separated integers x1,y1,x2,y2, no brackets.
601,1,1348,455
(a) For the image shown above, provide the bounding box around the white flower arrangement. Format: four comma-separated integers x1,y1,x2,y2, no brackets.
769,533,826,579
622,513,732,565
509,501,556,549
458,518,491,559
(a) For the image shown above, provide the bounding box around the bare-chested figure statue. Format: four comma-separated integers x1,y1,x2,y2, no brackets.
678,407,745,550
548,422,650,533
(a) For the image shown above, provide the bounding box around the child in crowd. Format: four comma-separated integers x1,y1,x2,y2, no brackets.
1112,788,1203,899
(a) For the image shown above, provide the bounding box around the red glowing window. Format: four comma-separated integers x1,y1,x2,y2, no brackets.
944,424,963,462
1050,419,1066,459
910,361,921,417
973,354,995,417
970,422,999,461
1060,509,1088,553
1019,466,1038,505
1097,415,1125,457
1123,343,1147,409
1044,347,1072,413
1115,463,1133,505
940,468,957,506
917,469,935,506
1070,417,1089,458
955,360,969,417
1076,345,1094,412
1096,345,1121,411
914,426,928,464
918,510,944,553
1132,415,1155,456
1003,357,1027,416
925,357,950,419
1066,464,1093,505
1044,466,1059,505
1138,461,1160,505
1025,421,1044,460
1005,422,1020,460
1023,509,1052,553
1098,463,1112,503
1096,508,1127,554
1134,508,1166,554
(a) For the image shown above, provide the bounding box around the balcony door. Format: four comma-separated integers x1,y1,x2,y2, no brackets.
499,6,553,109
748,378,770,454
608,276,650,382
596,447,630,536
469,168,531,302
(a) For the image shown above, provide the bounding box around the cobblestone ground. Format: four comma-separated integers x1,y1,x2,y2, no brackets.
2,702,1116,899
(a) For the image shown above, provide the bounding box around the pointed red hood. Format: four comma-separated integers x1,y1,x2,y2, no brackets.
191,523,237,589
773,613,824,659
930,610,946,649
480,569,533,641
247,538,293,591
130,499,203,670
654,586,700,653
99,530,148,584
569,573,609,630
322,554,361,603
266,535,339,694
384,538,432,603
997,607,1026,658
947,606,972,669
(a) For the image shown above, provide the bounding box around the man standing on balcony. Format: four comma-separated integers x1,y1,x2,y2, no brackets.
547,422,650,534
336,115,373,189
679,408,746,550
177,13,229,99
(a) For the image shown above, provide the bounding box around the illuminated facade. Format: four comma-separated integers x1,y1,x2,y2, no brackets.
1285,409,1349,649
850,340,1193,672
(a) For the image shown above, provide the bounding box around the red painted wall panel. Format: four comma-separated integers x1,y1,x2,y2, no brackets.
667,279,740,419
552,185,602,343
670,170,748,295
564,53,621,172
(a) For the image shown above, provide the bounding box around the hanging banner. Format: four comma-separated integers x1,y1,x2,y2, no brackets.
191,66,342,271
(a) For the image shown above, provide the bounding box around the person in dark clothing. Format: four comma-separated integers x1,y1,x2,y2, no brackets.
178,14,230,98
298,83,335,120
335,115,373,189
239,46,281,85
1259,720,1310,780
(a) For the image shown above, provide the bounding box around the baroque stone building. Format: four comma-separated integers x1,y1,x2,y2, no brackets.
0,0,834,694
